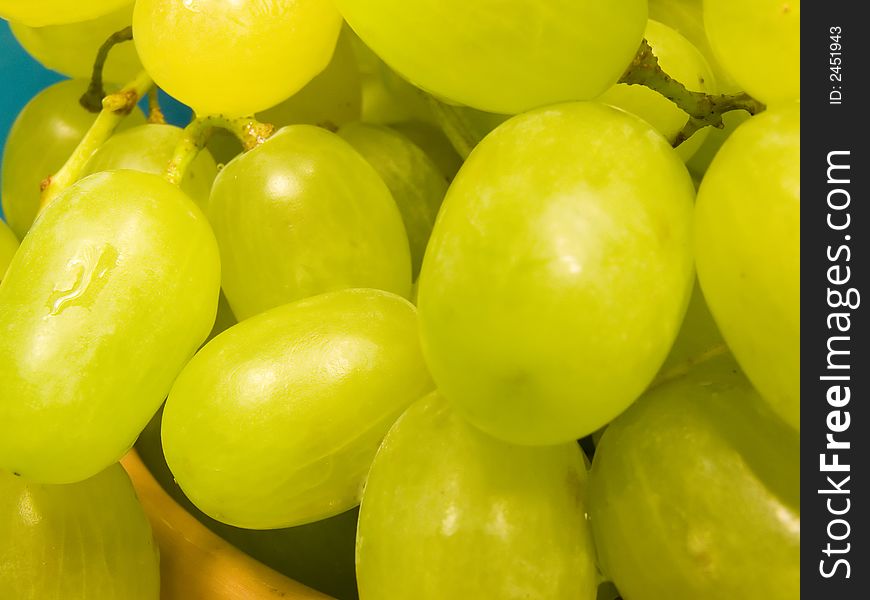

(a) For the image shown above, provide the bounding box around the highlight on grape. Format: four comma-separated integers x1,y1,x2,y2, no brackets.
0,1,801,599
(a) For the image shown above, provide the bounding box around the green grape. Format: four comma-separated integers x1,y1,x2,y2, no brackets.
162,288,433,529
695,105,799,430
1,79,145,239
0,220,17,281
598,19,716,162
0,464,159,599
648,0,741,92
337,122,447,279
704,0,800,105
0,0,129,27
10,2,142,83
417,102,695,445
356,392,598,600
258,27,362,131
132,0,343,117
588,355,800,600
389,120,462,182
81,123,218,212
336,0,647,114
138,402,360,600
208,125,411,321
0,170,220,484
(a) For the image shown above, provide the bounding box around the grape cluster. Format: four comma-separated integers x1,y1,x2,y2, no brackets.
0,1,799,599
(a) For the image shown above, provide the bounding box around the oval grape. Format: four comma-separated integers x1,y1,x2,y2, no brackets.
0,170,220,483
162,288,433,529
81,123,218,212
337,122,447,279
0,464,159,599
704,0,800,105
335,0,648,114
588,354,800,599
356,392,598,600
11,2,142,82
208,125,411,321
0,0,129,27
695,105,800,430
417,102,695,445
133,0,343,117
0,79,145,239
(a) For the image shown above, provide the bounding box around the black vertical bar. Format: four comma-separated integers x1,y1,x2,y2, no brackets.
802,2,868,597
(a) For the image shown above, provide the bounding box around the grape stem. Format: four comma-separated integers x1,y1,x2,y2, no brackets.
147,88,166,125
40,70,154,211
619,40,766,146
79,26,135,113
165,115,275,186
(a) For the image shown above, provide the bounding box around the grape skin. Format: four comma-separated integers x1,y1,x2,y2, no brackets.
704,0,800,105
0,170,220,484
337,122,448,279
695,105,800,430
10,2,142,83
417,102,695,445
208,125,412,321
588,355,800,600
161,289,433,529
0,0,129,27
81,123,218,213
335,0,648,114
257,26,362,131
0,79,145,240
0,464,159,599
356,392,598,600
132,0,343,117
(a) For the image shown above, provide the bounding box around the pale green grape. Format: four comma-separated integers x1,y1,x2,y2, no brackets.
0,0,128,27
0,464,159,599
81,123,218,212
417,102,695,445
1,79,145,239
258,27,362,131
649,0,741,92
10,2,142,83
336,0,648,114
162,288,433,529
0,170,220,484
704,0,800,105
132,0,342,117
0,220,17,281
588,354,800,599
337,122,447,278
208,125,411,321
356,392,598,600
389,120,462,182
135,408,359,599
598,19,716,161
695,105,799,430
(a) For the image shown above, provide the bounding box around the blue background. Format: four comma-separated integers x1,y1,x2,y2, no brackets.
0,20,192,222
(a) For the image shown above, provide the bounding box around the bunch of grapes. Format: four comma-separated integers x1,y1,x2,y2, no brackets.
0,1,799,599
